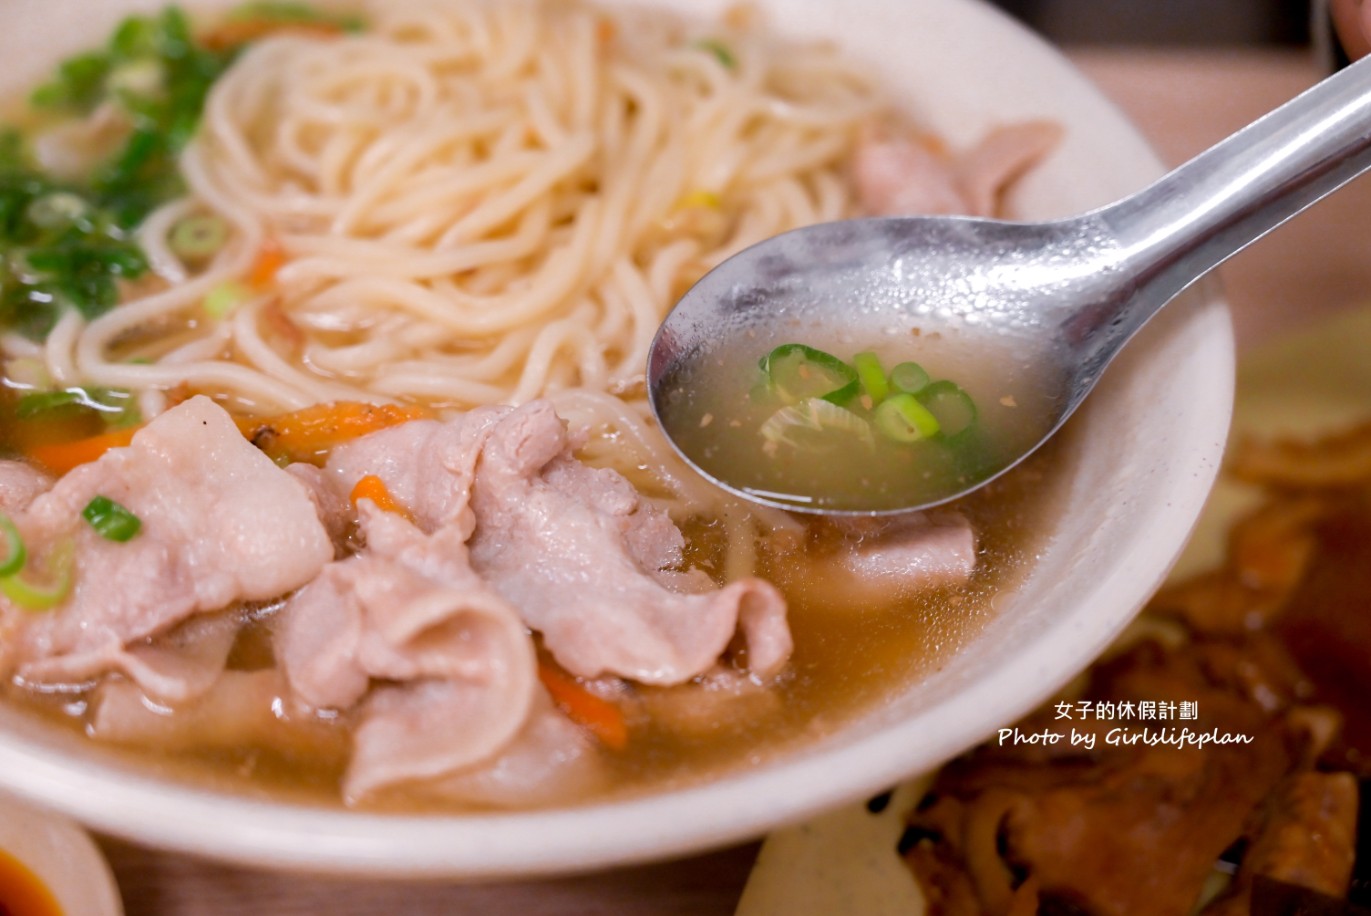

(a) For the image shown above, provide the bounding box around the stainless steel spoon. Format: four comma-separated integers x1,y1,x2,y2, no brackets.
647,52,1371,516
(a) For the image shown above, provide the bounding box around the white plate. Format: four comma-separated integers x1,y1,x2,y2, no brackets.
0,0,1233,877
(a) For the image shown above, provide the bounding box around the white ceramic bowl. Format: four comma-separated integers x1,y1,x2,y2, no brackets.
0,793,123,915
0,0,1233,877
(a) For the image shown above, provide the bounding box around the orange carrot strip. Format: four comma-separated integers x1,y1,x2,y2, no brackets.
248,237,287,290
26,426,140,475
349,474,411,520
238,401,431,464
595,17,617,46
200,19,344,52
537,660,629,751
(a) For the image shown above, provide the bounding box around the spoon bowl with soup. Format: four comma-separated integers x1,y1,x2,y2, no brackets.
650,52,1371,514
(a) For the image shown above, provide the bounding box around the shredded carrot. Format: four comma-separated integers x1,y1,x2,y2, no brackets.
23,399,428,477
237,401,431,464
261,296,305,350
248,237,287,290
595,16,617,46
200,19,345,52
349,474,411,520
537,660,629,751
25,426,140,476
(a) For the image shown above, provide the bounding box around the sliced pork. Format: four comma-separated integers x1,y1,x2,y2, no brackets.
317,400,793,686
320,406,509,532
770,513,977,614
832,513,977,592
89,668,346,759
276,505,538,800
853,119,1062,219
271,400,792,800
0,461,52,514
8,395,808,806
3,396,333,695
21,611,241,704
465,400,792,685
420,690,608,809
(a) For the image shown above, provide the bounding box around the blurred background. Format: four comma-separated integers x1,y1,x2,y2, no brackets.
987,0,1313,45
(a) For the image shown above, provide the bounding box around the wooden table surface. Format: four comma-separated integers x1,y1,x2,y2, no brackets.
88,46,1367,915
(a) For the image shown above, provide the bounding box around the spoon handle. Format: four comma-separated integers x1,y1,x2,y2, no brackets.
1100,51,1371,311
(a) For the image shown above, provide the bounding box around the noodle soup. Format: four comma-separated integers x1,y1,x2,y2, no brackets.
0,0,1068,812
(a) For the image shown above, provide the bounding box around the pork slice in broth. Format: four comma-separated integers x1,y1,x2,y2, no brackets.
321,405,511,533
277,506,538,800
24,611,240,704
3,396,333,692
419,689,608,809
852,119,1061,219
89,667,345,759
805,513,979,609
0,461,52,515
316,399,793,686
467,400,792,685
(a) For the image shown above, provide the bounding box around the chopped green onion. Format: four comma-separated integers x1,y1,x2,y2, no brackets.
760,397,873,451
28,52,109,112
694,38,736,69
16,389,91,418
25,192,91,230
889,361,931,395
82,495,141,542
203,280,250,319
16,385,139,426
228,1,367,31
3,356,51,388
106,58,166,99
917,380,978,437
0,513,25,577
760,343,859,406
873,392,941,443
852,351,889,405
0,539,74,611
169,214,229,261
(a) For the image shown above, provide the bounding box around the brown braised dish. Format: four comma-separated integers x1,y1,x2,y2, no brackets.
902,422,1371,915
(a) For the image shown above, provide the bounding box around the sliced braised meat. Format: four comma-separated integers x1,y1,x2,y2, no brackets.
466,400,791,684
853,119,1061,219
277,506,537,800
3,396,333,691
1204,772,1358,914
905,635,1337,916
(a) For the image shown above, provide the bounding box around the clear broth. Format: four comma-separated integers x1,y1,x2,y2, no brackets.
0,380,1069,809
657,319,1064,511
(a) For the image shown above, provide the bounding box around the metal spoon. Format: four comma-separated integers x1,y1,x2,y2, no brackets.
647,53,1371,516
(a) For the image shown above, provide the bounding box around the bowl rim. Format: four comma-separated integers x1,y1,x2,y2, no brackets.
0,0,1234,878
0,792,124,914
